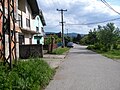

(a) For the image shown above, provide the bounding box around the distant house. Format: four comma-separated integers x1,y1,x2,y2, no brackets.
18,0,46,45
32,10,46,45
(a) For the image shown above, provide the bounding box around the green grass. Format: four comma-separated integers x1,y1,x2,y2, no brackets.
87,45,120,60
51,47,70,55
92,49,120,60
0,58,55,90
102,50,120,59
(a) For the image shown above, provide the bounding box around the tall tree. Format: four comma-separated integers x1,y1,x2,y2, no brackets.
87,29,97,45
76,34,82,42
97,23,120,50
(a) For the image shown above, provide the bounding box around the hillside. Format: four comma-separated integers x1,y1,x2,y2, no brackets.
45,32,86,38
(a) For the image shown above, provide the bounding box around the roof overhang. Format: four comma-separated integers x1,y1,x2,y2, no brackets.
27,0,46,26
27,0,39,16
39,10,46,26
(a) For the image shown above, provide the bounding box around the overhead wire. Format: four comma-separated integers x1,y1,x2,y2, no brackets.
37,0,120,27
66,0,120,26
101,0,120,15
66,17,120,26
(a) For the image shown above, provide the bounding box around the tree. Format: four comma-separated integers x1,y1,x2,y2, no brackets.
87,29,97,45
76,34,81,41
45,34,62,45
80,35,89,45
64,36,72,46
73,34,82,43
97,23,120,51
80,23,120,51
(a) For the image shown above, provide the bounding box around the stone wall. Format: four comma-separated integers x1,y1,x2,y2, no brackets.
19,44,43,59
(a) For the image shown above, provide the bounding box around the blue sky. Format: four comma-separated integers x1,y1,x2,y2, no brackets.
37,0,120,34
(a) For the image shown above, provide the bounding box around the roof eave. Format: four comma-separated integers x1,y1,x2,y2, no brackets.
39,10,46,26
27,0,39,16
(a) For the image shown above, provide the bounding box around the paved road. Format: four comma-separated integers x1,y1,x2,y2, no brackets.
45,44,120,90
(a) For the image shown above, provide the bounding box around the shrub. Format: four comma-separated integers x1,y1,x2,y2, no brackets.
87,45,95,50
112,44,117,49
87,43,108,52
117,44,120,50
94,43,103,50
0,58,55,90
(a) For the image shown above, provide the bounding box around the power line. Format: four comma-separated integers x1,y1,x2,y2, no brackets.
66,17,120,26
101,0,120,15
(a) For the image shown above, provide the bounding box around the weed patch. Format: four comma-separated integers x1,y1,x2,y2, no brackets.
0,58,55,90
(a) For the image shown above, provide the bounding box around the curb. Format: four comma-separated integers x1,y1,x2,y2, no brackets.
43,50,69,59
43,51,70,69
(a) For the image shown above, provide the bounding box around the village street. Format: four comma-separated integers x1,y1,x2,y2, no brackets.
45,44,120,90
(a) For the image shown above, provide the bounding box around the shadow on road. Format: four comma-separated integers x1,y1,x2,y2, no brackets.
69,45,98,55
73,47,87,50
69,51,97,55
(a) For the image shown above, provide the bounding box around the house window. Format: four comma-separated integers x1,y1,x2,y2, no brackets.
36,27,39,32
26,18,30,27
19,34,24,45
18,14,22,27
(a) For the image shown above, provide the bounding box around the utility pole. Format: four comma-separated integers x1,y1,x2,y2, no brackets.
57,9,67,48
0,0,17,69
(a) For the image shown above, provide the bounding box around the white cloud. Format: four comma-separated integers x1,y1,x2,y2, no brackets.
37,0,120,34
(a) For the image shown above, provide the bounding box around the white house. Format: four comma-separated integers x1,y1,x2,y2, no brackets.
18,0,46,45
32,10,46,45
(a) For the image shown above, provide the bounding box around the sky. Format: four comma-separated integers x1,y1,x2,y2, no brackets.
37,0,120,34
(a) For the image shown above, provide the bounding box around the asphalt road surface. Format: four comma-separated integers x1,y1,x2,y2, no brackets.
45,44,120,90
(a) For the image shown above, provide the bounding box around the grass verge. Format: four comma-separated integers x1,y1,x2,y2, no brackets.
0,58,55,90
102,50,120,59
87,45,120,60
51,47,70,55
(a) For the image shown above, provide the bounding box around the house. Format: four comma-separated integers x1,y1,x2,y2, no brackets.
0,0,46,59
32,10,46,45
18,0,46,45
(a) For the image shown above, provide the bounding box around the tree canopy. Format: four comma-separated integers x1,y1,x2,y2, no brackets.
81,23,120,51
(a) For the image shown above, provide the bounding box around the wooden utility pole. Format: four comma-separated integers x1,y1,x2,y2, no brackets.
57,9,67,48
